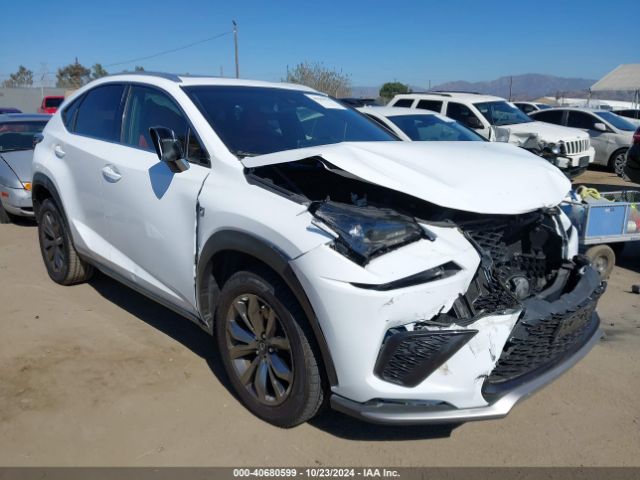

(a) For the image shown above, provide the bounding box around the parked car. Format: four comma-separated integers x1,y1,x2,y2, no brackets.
612,109,640,127
530,107,636,175
0,113,51,223
33,73,604,427
513,102,552,114
357,106,486,142
0,107,22,114
38,95,65,114
623,127,640,183
389,92,595,177
339,97,380,107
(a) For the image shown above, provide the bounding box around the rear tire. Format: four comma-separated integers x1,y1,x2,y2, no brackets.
585,244,615,280
214,268,325,427
36,198,94,285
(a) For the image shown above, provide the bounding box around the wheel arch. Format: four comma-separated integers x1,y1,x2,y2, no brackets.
197,229,338,386
32,172,65,221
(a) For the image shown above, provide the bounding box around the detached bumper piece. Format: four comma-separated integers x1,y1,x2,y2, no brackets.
374,329,477,387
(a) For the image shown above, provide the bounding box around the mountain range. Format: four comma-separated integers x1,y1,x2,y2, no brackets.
352,74,598,100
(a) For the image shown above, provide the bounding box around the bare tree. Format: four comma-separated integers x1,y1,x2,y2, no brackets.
2,65,34,88
285,62,351,97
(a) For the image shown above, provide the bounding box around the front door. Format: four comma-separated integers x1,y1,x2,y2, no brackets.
101,85,210,314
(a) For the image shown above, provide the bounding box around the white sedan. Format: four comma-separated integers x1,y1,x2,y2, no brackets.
358,106,486,142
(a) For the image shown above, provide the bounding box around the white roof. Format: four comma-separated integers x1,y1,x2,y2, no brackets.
591,64,640,92
394,92,506,103
358,106,437,117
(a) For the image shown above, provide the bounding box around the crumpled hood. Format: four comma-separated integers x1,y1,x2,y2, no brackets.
0,150,34,183
242,141,571,215
508,121,589,143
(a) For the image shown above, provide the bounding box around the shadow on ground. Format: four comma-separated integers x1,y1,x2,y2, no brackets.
88,272,457,440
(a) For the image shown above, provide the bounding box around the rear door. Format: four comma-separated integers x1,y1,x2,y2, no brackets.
50,84,127,263
566,111,609,162
101,84,210,314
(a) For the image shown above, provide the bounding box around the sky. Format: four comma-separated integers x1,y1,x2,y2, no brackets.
1,0,637,89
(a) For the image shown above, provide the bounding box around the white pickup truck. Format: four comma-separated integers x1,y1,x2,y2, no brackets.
389,92,595,177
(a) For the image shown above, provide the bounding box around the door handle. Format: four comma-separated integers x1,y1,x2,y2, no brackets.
54,145,66,158
101,164,122,183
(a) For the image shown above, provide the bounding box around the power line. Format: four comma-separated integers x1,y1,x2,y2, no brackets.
104,31,232,68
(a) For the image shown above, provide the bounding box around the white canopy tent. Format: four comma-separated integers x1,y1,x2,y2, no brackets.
590,64,640,108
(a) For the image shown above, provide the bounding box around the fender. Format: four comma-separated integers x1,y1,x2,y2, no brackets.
197,229,339,386
32,172,68,224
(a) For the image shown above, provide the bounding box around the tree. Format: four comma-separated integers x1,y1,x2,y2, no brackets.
90,63,109,80
285,62,351,97
2,65,34,88
134,66,145,72
56,59,90,88
379,82,411,101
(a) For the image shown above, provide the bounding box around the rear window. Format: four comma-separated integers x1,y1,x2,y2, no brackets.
0,121,48,152
74,85,126,141
416,99,442,112
44,97,64,108
532,109,564,125
392,99,414,108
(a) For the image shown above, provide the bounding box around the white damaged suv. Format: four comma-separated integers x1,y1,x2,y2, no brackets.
32,73,604,427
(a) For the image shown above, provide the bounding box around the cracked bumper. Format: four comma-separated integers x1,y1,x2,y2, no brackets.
330,324,601,425
0,185,33,217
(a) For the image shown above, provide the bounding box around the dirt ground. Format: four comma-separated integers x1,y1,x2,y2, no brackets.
0,169,639,467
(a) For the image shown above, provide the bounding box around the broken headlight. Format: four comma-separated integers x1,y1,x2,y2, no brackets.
311,201,424,265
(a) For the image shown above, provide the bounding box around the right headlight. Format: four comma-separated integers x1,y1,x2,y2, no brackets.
310,201,424,265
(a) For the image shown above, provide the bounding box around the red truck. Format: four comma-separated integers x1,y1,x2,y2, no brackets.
37,96,65,114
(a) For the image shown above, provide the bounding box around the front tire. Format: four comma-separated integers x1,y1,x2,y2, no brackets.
0,203,11,224
609,148,628,176
36,198,94,285
215,268,325,427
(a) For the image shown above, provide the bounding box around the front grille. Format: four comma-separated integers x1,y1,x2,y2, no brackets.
374,330,477,387
564,138,590,155
484,282,604,389
462,212,561,309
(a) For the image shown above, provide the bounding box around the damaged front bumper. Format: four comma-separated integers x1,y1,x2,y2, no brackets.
329,263,603,425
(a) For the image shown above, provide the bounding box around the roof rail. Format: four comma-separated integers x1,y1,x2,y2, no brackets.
108,71,183,82
431,90,482,95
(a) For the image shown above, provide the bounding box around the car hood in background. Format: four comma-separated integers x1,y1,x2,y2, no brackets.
242,141,571,215
508,121,589,143
0,150,34,183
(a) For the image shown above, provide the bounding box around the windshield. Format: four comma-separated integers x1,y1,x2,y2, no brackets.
0,121,47,152
184,86,397,157
475,101,533,126
388,114,485,141
44,97,64,108
594,111,637,131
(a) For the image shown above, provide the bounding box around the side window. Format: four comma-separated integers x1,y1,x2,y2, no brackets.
123,86,206,163
416,100,442,112
446,102,481,127
62,96,82,131
74,85,126,141
533,110,564,125
567,111,597,130
393,99,414,108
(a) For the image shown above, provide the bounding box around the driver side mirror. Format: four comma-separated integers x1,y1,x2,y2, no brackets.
149,127,190,173
465,117,484,130
593,122,608,133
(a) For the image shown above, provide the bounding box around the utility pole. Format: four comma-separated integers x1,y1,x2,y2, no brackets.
232,20,239,78
508,75,513,101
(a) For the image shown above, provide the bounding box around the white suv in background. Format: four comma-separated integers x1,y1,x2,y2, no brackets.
32,73,604,427
390,92,595,177
530,107,636,175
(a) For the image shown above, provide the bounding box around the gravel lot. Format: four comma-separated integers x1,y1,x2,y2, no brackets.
0,169,638,467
